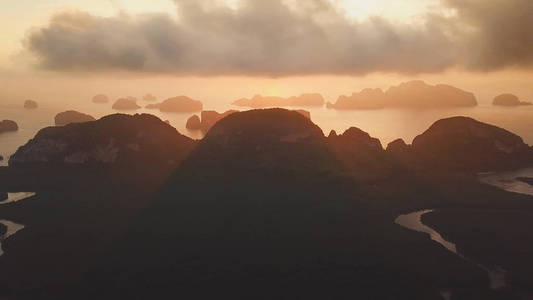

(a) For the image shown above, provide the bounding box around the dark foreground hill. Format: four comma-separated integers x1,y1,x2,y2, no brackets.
1,109,533,299
10,114,195,167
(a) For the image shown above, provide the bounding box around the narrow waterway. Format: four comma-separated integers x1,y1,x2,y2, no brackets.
0,192,34,257
479,167,533,197
395,210,506,291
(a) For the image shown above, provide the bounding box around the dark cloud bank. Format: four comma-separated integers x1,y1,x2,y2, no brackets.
25,0,533,76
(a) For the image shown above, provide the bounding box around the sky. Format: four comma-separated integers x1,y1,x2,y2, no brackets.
1,0,532,106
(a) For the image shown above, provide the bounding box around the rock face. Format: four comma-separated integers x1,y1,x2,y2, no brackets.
328,81,477,110
327,127,391,179
232,93,325,108
0,120,19,134
92,94,109,103
181,109,336,173
199,110,238,132
112,98,141,110
54,111,96,126
185,115,201,130
24,100,38,109
493,94,531,106
146,96,203,113
411,116,533,171
9,114,195,167
143,94,157,102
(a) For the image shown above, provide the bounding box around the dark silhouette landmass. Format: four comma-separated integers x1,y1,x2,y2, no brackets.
91,94,109,103
143,94,157,102
0,120,18,134
516,177,533,186
185,114,201,130
112,98,141,110
492,93,531,106
1,109,533,299
54,111,96,126
0,223,6,236
9,114,195,166
146,96,203,112
233,93,325,108
328,81,478,109
409,116,533,172
23,100,38,109
186,110,239,132
0,192,7,202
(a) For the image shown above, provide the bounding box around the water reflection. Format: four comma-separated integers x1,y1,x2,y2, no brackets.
0,192,36,204
479,168,533,196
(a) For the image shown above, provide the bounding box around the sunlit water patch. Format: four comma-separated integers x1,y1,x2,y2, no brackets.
0,192,36,204
479,168,533,196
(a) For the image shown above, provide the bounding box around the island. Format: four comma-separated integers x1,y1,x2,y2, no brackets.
146,96,203,113
493,93,531,106
54,111,96,126
24,100,38,109
327,81,478,110
112,98,141,111
91,94,109,103
232,93,325,108
143,94,157,102
0,120,18,134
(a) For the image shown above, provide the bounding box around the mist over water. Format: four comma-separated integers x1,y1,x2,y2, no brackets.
2,98,533,166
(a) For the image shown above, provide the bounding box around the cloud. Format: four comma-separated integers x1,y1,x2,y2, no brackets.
23,0,533,76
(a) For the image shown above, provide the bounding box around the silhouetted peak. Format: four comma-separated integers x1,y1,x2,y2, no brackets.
412,116,533,171
10,113,195,166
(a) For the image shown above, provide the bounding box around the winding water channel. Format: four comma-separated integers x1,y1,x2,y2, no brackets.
395,210,506,291
0,192,35,257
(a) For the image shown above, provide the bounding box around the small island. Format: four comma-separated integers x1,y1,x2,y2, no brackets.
92,94,109,103
55,111,96,126
0,120,19,134
143,94,157,102
24,100,38,109
493,94,531,106
112,98,141,111
146,96,203,113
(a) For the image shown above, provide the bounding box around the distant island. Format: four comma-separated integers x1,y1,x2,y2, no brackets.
91,94,109,103
493,93,531,106
327,80,478,110
232,93,325,108
0,120,18,134
24,100,38,109
54,111,96,126
112,98,141,110
143,94,157,102
146,96,203,113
